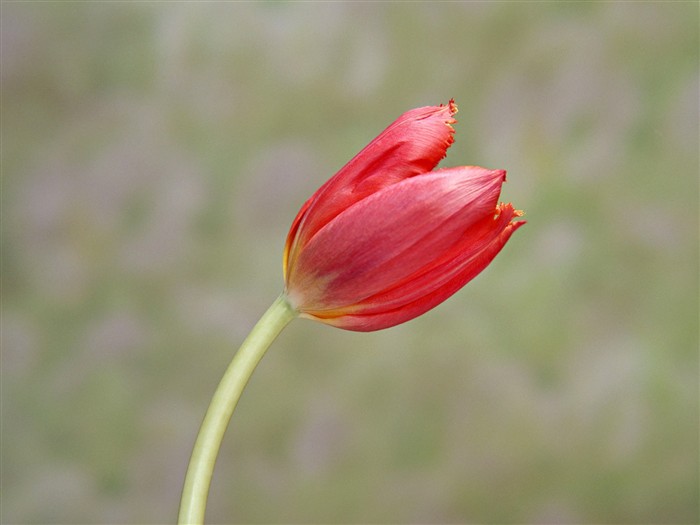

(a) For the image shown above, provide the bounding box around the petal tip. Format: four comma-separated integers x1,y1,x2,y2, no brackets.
446,98,458,116
495,202,526,222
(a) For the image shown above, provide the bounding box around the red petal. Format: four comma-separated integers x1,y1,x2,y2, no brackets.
286,167,507,313
284,101,457,278
308,206,525,331
343,203,524,314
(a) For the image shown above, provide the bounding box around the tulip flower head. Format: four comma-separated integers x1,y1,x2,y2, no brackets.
283,100,525,332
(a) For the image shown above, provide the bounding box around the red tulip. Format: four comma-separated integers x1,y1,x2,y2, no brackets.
283,100,525,332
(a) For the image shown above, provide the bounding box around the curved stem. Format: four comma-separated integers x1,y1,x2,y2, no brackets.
178,294,296,525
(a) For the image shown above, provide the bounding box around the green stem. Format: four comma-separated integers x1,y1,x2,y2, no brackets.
178,294,297,525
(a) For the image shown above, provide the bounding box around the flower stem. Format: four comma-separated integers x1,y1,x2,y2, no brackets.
178,294,296,525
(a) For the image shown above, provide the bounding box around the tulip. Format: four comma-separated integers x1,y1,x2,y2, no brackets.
283,100,525,331
179,100,524,524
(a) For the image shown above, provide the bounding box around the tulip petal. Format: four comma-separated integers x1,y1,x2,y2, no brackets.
284,101,458,277
338,203,524,315
305,206,525,331
286,167,507,313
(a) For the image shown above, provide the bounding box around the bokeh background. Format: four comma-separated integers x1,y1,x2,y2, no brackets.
2,2,698,524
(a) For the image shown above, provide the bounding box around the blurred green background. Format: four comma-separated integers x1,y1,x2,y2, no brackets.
2,2,698,524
